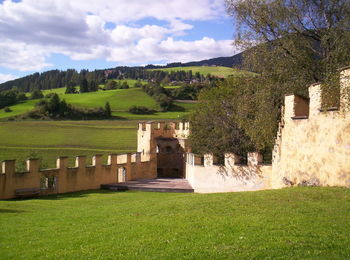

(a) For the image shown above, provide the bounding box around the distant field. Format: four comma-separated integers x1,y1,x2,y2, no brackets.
0,84,196,120
0,187,349,259
149,66,255,78
0,121,138,169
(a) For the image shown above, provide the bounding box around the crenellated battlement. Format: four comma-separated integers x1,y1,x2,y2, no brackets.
284,67,350,121
0,152,156,199
271,66,350,189
138,121,190,138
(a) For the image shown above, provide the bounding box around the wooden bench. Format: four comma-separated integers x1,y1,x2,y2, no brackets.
15,188,40,198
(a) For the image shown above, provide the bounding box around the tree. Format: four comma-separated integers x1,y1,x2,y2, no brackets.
189,77,256,156
104,102,112,118
31,89,44,99
89,81,98,92
105,80,117,90
190,0,350,158
120,81,129,89
65,85,77,94
134,80,143,88
79,78,89,93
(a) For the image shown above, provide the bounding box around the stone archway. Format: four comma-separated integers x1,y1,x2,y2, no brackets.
156,138,185,178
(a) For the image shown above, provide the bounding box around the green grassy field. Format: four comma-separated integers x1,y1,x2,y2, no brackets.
0,121,138,169
0,87,195,120
0,187,349,259
149,66,255,78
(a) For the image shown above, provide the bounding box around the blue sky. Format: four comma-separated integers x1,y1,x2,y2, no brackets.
0,0,238,83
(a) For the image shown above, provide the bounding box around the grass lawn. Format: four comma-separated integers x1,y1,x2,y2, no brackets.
0,121,138,169
0,187,349,259
149,66,255,78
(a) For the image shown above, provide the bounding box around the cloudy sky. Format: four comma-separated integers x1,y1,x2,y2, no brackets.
0,0,238,83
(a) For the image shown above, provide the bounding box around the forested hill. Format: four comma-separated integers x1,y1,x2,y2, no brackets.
0,66,215,93
145,52,243,69
0,51,245,92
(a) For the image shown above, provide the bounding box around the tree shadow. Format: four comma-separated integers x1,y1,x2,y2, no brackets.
35,189,115,201
169,104,186,112
0,209,27,214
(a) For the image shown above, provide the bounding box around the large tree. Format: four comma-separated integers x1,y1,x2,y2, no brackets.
226,0,350,82
190,0,350,158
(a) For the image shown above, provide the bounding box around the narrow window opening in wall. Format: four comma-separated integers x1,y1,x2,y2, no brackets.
156,146,160,153
40,176,56,190
176,144,182,152
172,168,179,176
321,83,340,110
157,168,163,176
142,149,145,155
118,167,126,183
165,146,173,153
214,155,225,166
235,155,247,166
291,95,309,120
175,122,180,130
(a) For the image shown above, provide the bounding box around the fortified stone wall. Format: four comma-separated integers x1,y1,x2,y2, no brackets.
0,153,156,199
271,67,350,188
1,68,350,198
186,153,272,193
137,121,190,178
185,67,350,192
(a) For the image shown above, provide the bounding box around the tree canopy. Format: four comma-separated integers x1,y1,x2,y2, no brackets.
190,0,350,159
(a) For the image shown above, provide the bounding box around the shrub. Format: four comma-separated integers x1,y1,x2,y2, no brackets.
128,106,155,114
31,89,44,99
4,107,12,112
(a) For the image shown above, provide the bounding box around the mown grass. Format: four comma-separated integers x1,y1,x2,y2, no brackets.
149,66,255,78
0,121,138,168
0,187,349,259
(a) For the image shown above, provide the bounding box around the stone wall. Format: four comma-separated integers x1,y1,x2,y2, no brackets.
271,67,350,188
186,153,272,193
184,67,350,192
0,153,156,199
1,68,350,198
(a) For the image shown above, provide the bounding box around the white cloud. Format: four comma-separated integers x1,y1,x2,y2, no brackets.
0,0,235,71
0,40,52,71
0,73,16,84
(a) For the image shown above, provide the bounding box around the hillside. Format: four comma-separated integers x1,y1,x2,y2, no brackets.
149,66,254,78
0,83,196,120
146,52,244,69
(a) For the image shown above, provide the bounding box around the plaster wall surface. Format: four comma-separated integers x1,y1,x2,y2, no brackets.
271,68,350,188
186,153,271,193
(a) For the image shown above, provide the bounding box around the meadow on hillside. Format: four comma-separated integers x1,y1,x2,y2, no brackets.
0,84,196,120
149,66,255,78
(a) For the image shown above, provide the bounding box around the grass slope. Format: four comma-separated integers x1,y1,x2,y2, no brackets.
0,86,196,120
149,66,255,78
0,187,349,259
0,121,138,169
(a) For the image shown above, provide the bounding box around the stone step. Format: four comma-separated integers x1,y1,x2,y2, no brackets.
101,178,194,193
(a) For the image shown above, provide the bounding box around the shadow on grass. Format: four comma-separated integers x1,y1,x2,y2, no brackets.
5,189,116,201
169,104,186,112
38,189,116,200
0,208,27,214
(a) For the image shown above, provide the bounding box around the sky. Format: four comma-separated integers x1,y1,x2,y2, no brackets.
0,0,239,83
